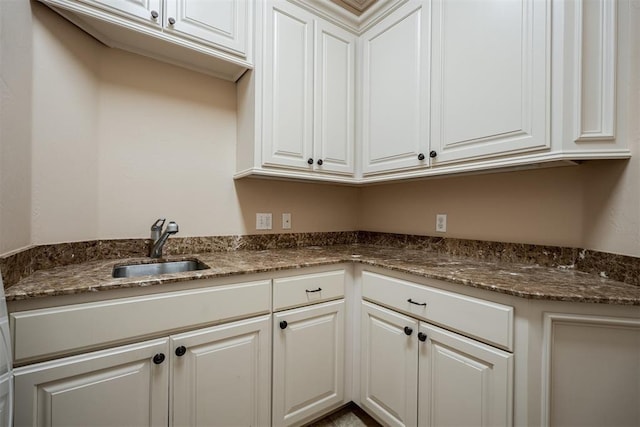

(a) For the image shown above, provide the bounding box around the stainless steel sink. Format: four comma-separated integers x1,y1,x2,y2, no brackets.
112,260,210,278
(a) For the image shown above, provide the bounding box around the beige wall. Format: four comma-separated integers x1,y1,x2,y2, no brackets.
359,155,638,258
0,0,33,255
359,165,585,248
95,48,358,237
30,3,100,245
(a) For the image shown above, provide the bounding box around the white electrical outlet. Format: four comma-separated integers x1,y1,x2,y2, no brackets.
436,214,447,232
282,213,292,229
256,213,272,230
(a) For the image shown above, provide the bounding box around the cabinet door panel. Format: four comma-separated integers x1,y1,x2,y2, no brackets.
314,21,355,175
430,0,549,164
171,316,271,427
360,0,430,175
82,0,161,24
360,301,418,427
165,0,249,57
263,1,314,170
273,300,345,426
418,323,513,427
14,338,169,427
543,314,640,427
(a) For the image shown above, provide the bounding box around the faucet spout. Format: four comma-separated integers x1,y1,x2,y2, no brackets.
150,220,179,258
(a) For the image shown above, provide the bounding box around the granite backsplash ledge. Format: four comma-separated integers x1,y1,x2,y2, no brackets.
1,231,639,288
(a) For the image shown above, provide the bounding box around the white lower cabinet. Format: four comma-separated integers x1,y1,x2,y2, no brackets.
272,300,345,426
273,300,345,426
360,300,513,427
13,338,170,427
418,323,513,427
14,315,272,427
360,301,419,427
170,315,271,427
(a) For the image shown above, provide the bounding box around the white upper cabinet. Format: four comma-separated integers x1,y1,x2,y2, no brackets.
237,0,356,182
164,0,250,57
359,0,550,177
262,1,315,171
314,20,356,175
37,0,253,80
552,0,629,157
87,0,162,24
360,0,430,175
429,0,549,165
357,0,631,182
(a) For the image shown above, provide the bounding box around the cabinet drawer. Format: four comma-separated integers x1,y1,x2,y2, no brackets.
362,271,513,350
273,270,345,311
11,279,271,364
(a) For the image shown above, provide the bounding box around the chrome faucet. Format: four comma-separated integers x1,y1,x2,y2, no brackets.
149,218,179,258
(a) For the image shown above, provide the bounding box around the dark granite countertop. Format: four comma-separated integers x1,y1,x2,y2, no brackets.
6,245,640,305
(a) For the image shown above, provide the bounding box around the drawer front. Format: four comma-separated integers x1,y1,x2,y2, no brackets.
273,270,345,311
11,279,271,364
362,271,513,350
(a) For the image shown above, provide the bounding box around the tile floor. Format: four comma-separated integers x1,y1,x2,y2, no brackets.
307,404,381,427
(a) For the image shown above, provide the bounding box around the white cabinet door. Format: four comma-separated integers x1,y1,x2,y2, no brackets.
164,0,250,58
418,323,513,427
360,301,419,427
429,0,549,164
84,0,162,24
262,1,315,171
314,20,356,175
13,338,169,427
171,315,271,427
360,0,430,175
273,300,345,426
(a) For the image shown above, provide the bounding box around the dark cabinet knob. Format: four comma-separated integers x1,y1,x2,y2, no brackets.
317,159,323,166
152,353,165,364
175,346,187,357
404,326,413,336
418,153,425,161
150,10,159,19
168,17,176,25
307,158,314,165
418,332,427,342
429,150,437,158
280,320,288,329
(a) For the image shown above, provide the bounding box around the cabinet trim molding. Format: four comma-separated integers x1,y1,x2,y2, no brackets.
573,0,617,142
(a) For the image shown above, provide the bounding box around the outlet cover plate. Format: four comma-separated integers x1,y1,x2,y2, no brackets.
436,214,447,233
256,213,272,230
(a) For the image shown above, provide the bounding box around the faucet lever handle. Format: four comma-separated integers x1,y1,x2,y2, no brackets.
151,218,166,231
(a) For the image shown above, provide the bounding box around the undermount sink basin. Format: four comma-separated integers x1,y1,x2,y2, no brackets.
112,259,210,278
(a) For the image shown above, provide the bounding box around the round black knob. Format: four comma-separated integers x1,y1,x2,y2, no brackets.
429,150,437,158
404,326,413,336
175,346,186,357
317,159,323,166
151,10,159,19
280,320,288,329
307,158,314,165
418,153,425,161
152,353,165,364
168,17,176,25
418,332,427,342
